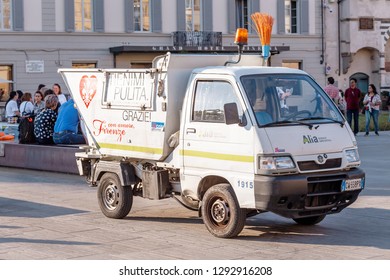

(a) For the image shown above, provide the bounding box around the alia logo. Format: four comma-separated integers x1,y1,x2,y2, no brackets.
303,135,319,144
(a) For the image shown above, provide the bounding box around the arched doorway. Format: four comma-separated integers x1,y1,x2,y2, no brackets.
350,72,369,95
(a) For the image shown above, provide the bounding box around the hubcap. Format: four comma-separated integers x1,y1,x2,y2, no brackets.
210,199,230,224
104,183,118,210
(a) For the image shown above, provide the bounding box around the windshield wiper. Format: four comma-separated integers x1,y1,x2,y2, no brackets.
299,117,345,127
261,120,314,129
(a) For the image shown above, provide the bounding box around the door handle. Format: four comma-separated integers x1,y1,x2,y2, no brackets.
186,128,196,134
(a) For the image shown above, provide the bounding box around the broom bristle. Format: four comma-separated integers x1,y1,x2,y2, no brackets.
251,12,274,46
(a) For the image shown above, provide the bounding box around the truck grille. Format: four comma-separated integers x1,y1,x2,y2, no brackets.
298,158,342,171
304,175,348,211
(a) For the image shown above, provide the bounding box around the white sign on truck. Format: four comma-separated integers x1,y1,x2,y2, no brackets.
59,50,364,238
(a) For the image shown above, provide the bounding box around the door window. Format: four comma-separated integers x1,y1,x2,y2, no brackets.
192,80,242,123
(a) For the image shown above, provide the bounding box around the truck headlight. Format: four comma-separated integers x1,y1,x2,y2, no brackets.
259,156,295,170
345,149,360,163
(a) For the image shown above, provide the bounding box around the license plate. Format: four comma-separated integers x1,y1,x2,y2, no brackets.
341,178,363,191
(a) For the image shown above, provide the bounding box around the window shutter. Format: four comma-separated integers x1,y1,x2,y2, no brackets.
300,0,309,34
65,0,75,32
202,0,212,31
93,0,105,32
176,0,185,31
12,0,24,31
42,0,56,32
151,0,162,32
227,0,235,34
251,0,259,13
277,0,285,34
250,0,260,34
125,0,134,33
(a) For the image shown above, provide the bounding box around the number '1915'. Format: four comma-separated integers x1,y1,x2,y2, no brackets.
237,180,254,189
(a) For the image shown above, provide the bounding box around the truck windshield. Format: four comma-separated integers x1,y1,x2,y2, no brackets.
241,74,344,127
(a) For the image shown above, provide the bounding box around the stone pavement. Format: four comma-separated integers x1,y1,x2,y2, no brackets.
0,132,389,260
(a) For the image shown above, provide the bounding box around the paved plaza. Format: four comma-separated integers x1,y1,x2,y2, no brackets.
0,132,389,260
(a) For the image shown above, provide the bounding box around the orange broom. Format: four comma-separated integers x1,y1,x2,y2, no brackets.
251,12,274,65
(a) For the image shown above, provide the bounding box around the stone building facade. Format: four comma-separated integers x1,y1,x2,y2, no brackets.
0,0,326,98
3,0,388,101
323,0,390,97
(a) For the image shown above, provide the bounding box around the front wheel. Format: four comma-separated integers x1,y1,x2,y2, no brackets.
97,172,133,219
293,215,326,225
201,183,246,238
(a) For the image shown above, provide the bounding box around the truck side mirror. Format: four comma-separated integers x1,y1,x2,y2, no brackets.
224,103,241,125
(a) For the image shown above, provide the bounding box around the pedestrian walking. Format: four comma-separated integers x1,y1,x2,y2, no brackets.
344,78,361,135
324,77,340,104
363,84,381,136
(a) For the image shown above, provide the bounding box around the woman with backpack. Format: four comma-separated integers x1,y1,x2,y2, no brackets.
18,92,36,144
19,92,34,116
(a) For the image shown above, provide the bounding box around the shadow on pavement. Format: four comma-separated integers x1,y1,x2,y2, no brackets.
0,197,87,218
241,207,390,250
124,215,203,224
0,225,22,229
123,207,390,250
0,237,96,246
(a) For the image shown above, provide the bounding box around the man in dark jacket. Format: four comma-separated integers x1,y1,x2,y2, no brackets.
344,78,361,135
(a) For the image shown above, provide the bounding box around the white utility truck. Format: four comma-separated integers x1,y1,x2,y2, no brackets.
59,52,365,238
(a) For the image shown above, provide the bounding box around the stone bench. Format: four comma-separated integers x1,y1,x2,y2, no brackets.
0,142,79,174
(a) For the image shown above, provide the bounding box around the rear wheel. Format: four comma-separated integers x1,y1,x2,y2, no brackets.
201,183,246,238
97,172,133,219
293,215,326,225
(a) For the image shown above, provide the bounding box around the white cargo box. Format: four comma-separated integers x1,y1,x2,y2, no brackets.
59,53,262,160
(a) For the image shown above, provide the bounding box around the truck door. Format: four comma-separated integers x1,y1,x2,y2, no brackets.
182,77,254,186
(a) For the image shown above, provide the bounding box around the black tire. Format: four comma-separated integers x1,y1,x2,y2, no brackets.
201,183,246,238
97,172,133,219
293,215,326,225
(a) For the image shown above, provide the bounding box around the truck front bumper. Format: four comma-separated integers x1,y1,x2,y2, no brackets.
254,168,365,219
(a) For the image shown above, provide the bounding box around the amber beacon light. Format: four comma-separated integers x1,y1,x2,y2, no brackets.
224,28,248,66
234,28,248,47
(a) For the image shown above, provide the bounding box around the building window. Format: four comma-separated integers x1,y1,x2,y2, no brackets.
0,65,13,102
75,0,93,32
282,61,302,96
285,0,298,34
134,0,150,32
0,0,12,30
236,0,249,30
130,62,152,68
359,18,374,30
282,61,302,70
72,62,97,68
185,0,201,31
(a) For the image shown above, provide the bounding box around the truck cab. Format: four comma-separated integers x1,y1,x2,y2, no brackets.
177,66,364,236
